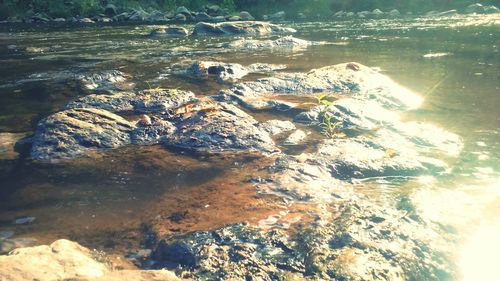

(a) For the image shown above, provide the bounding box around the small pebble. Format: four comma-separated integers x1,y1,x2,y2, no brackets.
0,231,14,240
14,216,36,225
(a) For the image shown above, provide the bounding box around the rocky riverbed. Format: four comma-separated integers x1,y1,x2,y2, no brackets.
1,14,499,281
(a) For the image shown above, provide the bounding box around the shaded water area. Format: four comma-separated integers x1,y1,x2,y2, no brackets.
0,14,499,280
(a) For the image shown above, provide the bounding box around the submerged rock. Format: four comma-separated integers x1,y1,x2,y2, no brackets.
192,21,296,36
0,239,180,280
152,199,454,280
0,238,38,255
150,27,188,37
66,89,195,113
222,36,313,50
78,70,134,93
165,101,279,155
31,108,134,161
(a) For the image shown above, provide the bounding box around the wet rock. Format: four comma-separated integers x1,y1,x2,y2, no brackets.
152,202,454,281
484,5,500,14
388,9,401,17
465,3,485,14
53,17,66,22
431,10,458,17
268,11,286,21
14,216,36,225
176,6,192,16
153,223,298,279
165,101,279,155
173,61,286,83
131,116,176,146
150,27,189,37
128,8,150,21
309,135,448,180
372,9,385,18
31,108,134,161
284,130,307,145
228,15,241,21
239,11,254,21
104,4,117,17
79,17,94,23
210,16,226,23
192,21,296,36
0,238,38,255
206,5,223,17
66,88,195,113
174,13,187,22
195,12,212,22
357,11,371,18
78,70,133,94
181,61,249,82
222,36,313,50
257,120,296,136
0,239,180,280
221,63,422,111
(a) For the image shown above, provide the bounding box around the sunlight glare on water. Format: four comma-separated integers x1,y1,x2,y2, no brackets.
460,219,500,281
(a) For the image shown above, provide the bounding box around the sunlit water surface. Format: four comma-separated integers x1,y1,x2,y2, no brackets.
0,14,499,279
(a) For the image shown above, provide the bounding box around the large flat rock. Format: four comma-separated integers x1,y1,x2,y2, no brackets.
192,21,296,36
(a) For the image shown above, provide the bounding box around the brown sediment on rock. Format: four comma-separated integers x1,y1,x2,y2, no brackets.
146,154,289,238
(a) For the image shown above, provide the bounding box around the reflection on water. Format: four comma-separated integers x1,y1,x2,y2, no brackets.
0,14,499,279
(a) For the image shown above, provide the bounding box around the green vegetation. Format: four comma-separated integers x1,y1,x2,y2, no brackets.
304,94,343,138
0,0,498,19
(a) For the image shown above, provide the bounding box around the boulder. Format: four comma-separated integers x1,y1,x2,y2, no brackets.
221,63,422,111
195,12,212,22
268,11,286,21
0,239,180,280
172,61,286,83
179,61,250,82
150,27,188,37
357,11,371,18
465,3,484,13
222,36,312,50
388,9,401,17
78,18,94,23
206,5,223,16
128,9,150,21
165,101,279,155
104,4,117,17
239,11,254,21
228,16,242,21
484,5,500,14
372,9,384,18
284,130,307,145
173,13,187,22
192,21,296,36
176,6,191,16
66,89,195,113
31,108,134,161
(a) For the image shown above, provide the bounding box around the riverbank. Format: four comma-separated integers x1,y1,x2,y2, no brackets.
1,2,498,26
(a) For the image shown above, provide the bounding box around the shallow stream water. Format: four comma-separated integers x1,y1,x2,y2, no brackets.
0,15,499,280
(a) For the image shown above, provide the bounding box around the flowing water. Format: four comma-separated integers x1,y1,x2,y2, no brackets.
0,14,499,280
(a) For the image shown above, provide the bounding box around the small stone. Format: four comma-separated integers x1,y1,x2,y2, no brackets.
14,216,36,225
0,231,14,240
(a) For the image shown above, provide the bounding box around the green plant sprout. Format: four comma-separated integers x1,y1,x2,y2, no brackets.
304,94,343,138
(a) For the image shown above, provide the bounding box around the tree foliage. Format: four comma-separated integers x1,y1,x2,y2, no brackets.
0,0,498,19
